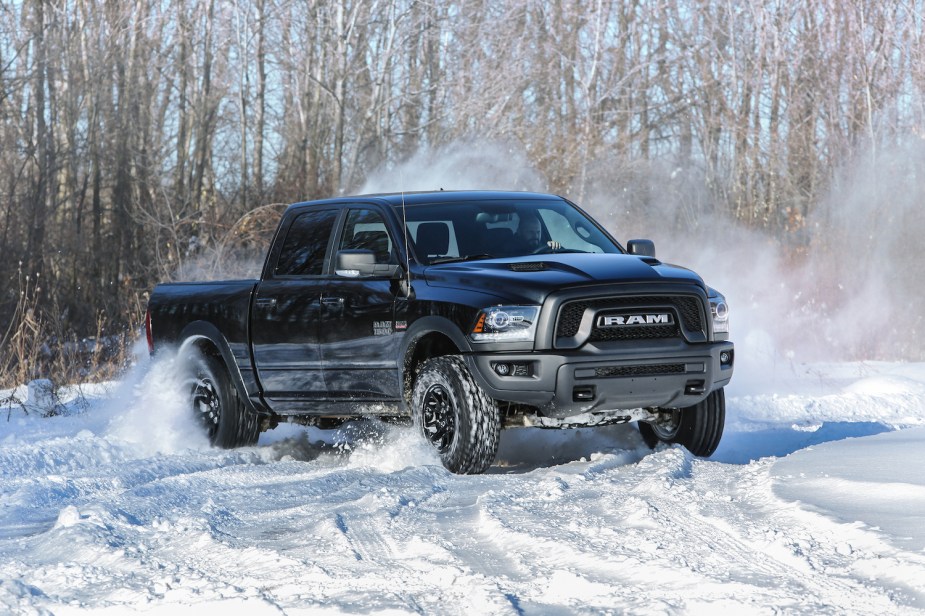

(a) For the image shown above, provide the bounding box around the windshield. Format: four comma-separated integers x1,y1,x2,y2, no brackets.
396,198,622,264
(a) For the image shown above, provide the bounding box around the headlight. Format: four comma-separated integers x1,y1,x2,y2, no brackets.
709,292,730,336
470,305,539,343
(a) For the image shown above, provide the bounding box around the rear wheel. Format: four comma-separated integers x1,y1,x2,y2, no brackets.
639,388,725,457
184,351,259,448
412,355,500,474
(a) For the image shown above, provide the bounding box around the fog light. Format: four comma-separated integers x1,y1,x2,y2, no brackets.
494,363,511,376
720,350,733,366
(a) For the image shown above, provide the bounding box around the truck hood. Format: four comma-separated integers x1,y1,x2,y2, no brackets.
422,253,706,304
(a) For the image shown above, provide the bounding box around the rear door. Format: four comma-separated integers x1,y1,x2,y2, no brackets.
250,207,339,411
320,206,403,401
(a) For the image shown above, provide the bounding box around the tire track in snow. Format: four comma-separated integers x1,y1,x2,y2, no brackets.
4,401,925,614
175,461,522,614
689,454,925,609
626,449,916,613
469,447,914,614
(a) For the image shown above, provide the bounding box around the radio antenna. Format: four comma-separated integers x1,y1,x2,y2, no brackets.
400,173,412,297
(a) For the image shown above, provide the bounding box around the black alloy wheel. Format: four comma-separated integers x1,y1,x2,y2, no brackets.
645,408,681,442
421,383,457,453
191,372,222,441
638,388,726,457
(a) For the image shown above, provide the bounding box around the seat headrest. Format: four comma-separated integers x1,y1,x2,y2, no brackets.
415,222,450,257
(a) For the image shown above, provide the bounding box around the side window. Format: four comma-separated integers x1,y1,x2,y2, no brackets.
274,209,338,276
338,208,396,264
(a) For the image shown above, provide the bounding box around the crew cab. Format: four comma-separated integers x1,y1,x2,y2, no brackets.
146,191,734,473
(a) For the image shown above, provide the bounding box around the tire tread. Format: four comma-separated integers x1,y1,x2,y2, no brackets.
412,355,500,474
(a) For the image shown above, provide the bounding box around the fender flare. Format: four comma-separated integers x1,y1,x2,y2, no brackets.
397,316,472,408
176,321,263,416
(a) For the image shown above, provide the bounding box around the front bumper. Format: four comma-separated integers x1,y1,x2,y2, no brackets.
465,340,734,418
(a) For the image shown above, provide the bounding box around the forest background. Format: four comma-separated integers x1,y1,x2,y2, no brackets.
2,0,925,389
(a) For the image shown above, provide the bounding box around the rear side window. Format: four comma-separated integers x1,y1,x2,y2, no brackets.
274,209,338,276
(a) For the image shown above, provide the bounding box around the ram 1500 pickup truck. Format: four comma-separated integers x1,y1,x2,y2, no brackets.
146,190,734,473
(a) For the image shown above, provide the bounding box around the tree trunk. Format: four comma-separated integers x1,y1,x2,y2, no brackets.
26,0,50,283
253,0,266,199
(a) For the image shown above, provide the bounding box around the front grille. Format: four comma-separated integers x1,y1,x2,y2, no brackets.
593,364,686,378
589,324,679,342
556,295,705,342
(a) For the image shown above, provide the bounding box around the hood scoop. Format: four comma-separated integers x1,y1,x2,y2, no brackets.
510,261,548,272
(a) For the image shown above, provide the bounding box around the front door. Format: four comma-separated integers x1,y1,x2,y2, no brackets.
320,207,402,401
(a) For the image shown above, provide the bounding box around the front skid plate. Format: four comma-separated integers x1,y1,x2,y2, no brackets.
509,407,657,429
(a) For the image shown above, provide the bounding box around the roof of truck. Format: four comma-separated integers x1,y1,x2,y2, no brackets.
286,190,565,210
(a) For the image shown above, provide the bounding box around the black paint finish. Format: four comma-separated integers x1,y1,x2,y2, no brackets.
148,190,734,420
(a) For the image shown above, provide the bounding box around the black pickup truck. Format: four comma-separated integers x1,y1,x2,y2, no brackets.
146,190,734,473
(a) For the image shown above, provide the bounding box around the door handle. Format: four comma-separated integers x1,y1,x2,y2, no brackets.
321,297,345,306
255,297,277,309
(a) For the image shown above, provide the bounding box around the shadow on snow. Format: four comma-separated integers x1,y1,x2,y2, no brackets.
711,421,893,464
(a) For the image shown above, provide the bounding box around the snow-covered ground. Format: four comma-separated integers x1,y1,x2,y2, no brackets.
2,352,925,615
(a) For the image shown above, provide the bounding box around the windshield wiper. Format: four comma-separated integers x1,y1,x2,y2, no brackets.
428,254,495,264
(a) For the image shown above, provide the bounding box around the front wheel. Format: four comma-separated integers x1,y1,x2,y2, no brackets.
411,355,500,474
183,351,259,448
638,388,725,457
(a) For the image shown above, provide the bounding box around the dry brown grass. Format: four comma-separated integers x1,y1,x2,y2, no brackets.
0,265,140,409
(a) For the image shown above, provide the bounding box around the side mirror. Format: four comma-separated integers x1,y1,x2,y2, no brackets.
335,250,401,278
626,239,656,258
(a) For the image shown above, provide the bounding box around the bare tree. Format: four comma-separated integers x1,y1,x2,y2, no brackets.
4,0,925,386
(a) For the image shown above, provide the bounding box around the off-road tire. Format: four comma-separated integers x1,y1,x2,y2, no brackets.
412,355,501,474
638,388,725,457
184,351,259,448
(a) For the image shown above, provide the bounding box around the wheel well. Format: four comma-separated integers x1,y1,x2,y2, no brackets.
403,332,460,403
181,336,222,362
176,334,272,429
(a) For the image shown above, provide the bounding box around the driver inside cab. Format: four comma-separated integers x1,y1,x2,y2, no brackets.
512,214,560,254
